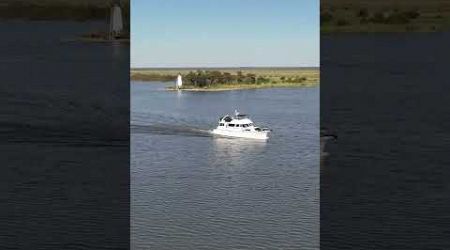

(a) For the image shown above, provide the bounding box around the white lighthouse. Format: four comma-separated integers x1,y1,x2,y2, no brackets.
176,74,183,89
109,0,123,39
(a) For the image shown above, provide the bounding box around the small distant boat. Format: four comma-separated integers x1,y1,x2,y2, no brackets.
211,110,271,140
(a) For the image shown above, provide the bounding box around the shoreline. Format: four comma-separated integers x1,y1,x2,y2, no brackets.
60,37,130,44
130,68,320,88
322,25,450,34
76,37,130,44
167,83,320,91
0,1,130,21
131,79,319,91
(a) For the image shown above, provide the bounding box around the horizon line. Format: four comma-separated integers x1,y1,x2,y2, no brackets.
131,66,320,70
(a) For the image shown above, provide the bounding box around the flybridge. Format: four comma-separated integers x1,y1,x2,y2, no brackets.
234,110,248,119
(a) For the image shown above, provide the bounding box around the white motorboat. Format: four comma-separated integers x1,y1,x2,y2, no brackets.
211,110,271,140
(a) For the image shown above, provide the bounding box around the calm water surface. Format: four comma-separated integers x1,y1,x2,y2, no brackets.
321,33,450,249
2,21,129,249
131,82,319,249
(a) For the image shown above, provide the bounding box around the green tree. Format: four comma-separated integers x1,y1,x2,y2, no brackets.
321,11,333,23
236,71,244,83
246,73,257,84
209,71,223,85
357,8,369,18
223,72,233,84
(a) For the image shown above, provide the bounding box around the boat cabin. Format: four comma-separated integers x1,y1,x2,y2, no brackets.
218,114,257,131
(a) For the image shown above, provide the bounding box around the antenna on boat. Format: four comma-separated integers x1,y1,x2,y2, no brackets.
234,109,239,117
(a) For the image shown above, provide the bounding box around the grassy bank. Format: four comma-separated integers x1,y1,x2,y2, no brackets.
131,68,319,90
321,0,450,33
131,67,319,89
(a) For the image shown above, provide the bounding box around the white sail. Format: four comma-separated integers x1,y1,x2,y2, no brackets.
109,4,123,35
176,74,183,88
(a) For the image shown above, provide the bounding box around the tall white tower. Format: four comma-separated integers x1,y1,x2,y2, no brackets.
109,0,123,39
176,74,183,89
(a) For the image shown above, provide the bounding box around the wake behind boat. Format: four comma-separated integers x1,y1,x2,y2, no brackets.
211,110,271,140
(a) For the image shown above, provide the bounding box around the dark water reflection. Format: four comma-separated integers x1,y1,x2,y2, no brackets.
321,33,450,249
131,82,319,249
0,21,129,145
1,21,129,249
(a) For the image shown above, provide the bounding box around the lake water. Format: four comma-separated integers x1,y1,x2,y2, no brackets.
1,21,129,249
131,82,320,249
321,33,450,249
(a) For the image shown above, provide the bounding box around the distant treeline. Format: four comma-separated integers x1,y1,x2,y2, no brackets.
131,73,175,81
321,8,420,26
0,1,130,23
184,70,307,87
131,70,309,86
185,71,259,87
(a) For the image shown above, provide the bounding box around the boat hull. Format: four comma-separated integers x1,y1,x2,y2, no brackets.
211,129,269,140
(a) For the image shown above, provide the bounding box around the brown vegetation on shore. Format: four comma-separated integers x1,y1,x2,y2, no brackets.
131,68,320,90
0,0,129,21
321,0,450,32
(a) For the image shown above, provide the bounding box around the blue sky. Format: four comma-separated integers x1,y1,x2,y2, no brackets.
131,0,319,68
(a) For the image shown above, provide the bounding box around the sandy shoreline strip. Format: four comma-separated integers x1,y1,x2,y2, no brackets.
164,84,319,92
